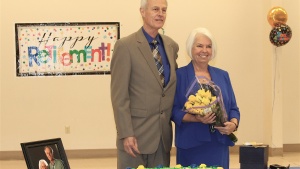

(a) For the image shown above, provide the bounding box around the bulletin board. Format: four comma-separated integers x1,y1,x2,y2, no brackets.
15,22,120,76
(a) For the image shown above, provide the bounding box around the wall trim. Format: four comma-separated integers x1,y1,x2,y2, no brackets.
283,143,300,152
1,144,299,160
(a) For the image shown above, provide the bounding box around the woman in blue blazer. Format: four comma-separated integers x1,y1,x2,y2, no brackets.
171,27,240,169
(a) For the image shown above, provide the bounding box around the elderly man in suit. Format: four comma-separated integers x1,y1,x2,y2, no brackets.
110,0,179,168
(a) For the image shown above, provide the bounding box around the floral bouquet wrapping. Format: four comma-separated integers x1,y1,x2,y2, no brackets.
183,76,237,143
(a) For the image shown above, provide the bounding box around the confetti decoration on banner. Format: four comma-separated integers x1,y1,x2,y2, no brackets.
15,22,120,76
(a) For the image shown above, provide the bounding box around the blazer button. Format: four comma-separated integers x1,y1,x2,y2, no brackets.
162,94,165,97
161,111,164,114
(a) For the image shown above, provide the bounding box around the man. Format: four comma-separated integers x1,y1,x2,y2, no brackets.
44,146,65,169
110,0,179,168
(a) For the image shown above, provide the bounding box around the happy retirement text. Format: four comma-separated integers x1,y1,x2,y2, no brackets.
28,32,111,67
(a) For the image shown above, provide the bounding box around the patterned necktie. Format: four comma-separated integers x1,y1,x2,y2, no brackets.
151,40,165,86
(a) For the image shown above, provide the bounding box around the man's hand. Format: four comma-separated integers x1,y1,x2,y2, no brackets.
123,137,140,157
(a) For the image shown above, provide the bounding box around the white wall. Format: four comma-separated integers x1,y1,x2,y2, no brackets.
0,0,2,151
1,0,299,151
282,0,300,143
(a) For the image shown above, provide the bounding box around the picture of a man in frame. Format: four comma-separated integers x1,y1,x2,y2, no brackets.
44,146,65,169
21,138,70,169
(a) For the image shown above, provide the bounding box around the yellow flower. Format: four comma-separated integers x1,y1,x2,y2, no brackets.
205,90,212,98
195,95,202,103
199,163,207,168
174,164,182,168
185,88,218,116
195,108,202,114
201,97,210,105
184,102,193,109
193,102,201,107
198,109,204,115
217,167,224,169
211,96,217,102
189,108,198,114
188,95,197,102
137,165,145,169
197,89,206,97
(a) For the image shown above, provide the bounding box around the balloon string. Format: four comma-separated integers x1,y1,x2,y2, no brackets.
271,47,278,120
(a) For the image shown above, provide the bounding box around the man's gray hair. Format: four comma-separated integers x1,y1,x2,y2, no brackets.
140,0,147,8
140,0,168,9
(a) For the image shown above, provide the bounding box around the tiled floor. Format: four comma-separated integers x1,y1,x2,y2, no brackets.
1,152,299,169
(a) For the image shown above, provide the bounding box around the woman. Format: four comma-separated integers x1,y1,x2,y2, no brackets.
38,159,48,169
171,27,240,169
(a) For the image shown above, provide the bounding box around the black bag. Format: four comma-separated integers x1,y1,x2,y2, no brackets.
269,164,290,169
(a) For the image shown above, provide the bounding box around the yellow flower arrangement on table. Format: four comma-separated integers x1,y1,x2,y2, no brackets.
137,165,145,169
174,164,182,168
199,164,207,168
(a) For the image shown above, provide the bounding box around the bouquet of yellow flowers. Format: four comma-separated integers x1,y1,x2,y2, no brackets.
184,76,237,142
184,76,227,126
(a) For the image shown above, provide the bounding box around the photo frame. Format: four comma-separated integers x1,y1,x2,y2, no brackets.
15,22,120,76
20,138,70,169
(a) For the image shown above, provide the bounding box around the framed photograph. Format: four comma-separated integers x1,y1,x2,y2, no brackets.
20,138,70,169
15,22,120,76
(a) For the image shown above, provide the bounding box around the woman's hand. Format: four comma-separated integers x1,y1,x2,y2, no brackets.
195,112,216,124
182,111,216,124
214,121,236,135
